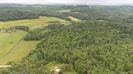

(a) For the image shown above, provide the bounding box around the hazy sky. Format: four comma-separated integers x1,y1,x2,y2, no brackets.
0,0,133,5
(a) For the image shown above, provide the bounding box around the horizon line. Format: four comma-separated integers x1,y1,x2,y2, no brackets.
0,3,133,6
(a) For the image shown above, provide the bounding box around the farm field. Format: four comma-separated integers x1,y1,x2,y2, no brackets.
0,41,39,64
0,31,26,59
68,16,81,22
0,17,69,30
0,16,69,64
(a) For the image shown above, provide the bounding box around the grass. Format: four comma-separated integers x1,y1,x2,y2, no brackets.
0,31,26,59
68,16,81,22
58,9,71,13
0,16,69,30
0,41,39,64
0,16,69,64
64,72,78,74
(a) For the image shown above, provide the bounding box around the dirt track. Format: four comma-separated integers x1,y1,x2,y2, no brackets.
0,65,11,68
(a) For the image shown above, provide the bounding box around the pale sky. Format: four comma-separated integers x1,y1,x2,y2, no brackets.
0,0,133,5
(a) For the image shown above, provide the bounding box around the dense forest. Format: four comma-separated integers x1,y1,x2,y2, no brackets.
1,4,133,23
1,21,132,74
0,4,132,74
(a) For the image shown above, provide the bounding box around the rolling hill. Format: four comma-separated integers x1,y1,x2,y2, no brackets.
0,16,69,64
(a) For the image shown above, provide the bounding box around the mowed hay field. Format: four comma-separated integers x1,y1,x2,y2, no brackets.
0,41,39,64
68,16,81,22
0,16,69,29
0,31,26,59
0,17,69,64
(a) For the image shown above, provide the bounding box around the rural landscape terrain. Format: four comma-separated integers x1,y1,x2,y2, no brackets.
0,4,132,74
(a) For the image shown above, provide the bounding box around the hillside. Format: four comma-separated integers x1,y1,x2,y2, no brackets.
0,16,69,64
1,21,132,74
0,5,132,74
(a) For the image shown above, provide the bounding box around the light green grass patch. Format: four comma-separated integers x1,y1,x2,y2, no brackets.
58,9,71,13
68,16,81,22
0,31,26,59
0,16,69,30
0,41,39,64
64,72,78,74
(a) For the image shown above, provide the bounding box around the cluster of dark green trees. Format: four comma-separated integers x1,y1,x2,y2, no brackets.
24,28,44,40
0,26,29,33
1,21,132,74
0,8,38,21
1,4,133,23
14,26,29,32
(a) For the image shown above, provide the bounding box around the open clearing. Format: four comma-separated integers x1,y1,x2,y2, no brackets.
0,17,69,65
0,16,69,30
68,16,81,22
0,31,26,59
0,41,39,64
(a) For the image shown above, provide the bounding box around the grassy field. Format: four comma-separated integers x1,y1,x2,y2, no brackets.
0,31,26,59
0,41,39,64
68,16,81,22
0,17,69,64
0,16,69,30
